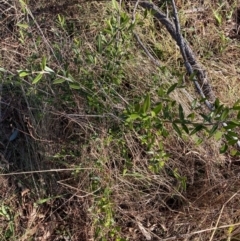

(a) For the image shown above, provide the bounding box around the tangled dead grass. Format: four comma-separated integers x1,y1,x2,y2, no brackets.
1,0,240,240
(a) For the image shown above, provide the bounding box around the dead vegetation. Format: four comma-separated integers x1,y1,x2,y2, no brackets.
1,0,240,240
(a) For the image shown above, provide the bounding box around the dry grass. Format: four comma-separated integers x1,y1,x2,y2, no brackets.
1,0,240,240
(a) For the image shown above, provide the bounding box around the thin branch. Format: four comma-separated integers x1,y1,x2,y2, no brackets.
170,0,213,110
171,0,189,67
133,32,161,66
139,1,215,106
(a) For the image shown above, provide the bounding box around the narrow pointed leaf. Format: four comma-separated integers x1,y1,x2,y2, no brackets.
190,124,204,135
220,108,229,121
208,124,218,138
69,83,81,89
181,123,189,134
53,79,66,84
97,34,102,53
19,71,30,77
179,104,184,121
32,73,43,84
233,100,240,110
172,122,182,137
142,93,150,114
44,66,54,73
41,56,47,70
220,144,228,153
167,83,178,95
153,103,162,115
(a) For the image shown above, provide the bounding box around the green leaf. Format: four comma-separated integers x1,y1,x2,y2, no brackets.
19,0,27,8
144,9,148,18
213,10,222,25
106,19,113,33
44,66,54,73
200,113,212,123
97,34,103,53
32,73,43,84
227,139,238,145
196,138,203,145
214,131,223,141
19,71,30,77
179,104,184,121
53,79,66,84
190,124,204,135
36,196,58,205
172,122,182,137
220,144,228,153
233,100,240,110
158,87,165,97
112,0,119,10
134,103,141,113
214,98,220,109
173,119,182,124
233,105,240,110
167,83,178,95
41,56,47,70
142,93,150,114
163,108,171,120
69,83,81,89
208,124,218,138
181,123,189,134
233,101,240,110
0,68,6,72
150,111,156,117
0,205,8,216
187,113,195,121
232,150,240,156
191,99,198,109
214,104,224,118
230,149,238,156
161,127,169,137
16,23,29,29
171,100,177,107
225,131,238,138
153,103,162,115
128,22,135,31
224,134,238,145
65,77,74,83
224,121,240,129
220,108,229,121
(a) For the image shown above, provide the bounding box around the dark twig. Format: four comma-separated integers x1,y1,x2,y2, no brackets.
133,32,161,66
139,1,215,107
171,0,213,110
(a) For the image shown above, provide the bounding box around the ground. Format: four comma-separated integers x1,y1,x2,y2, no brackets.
1,0,240,240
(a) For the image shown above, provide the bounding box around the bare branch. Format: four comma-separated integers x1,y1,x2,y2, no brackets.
133,32,161,66
139,1,215,106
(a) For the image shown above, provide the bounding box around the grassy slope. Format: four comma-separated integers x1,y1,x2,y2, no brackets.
0,0,240,240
